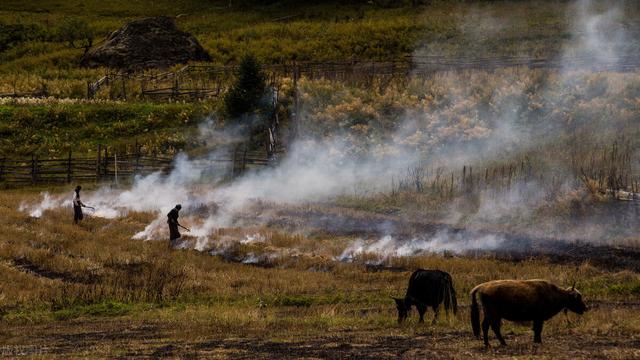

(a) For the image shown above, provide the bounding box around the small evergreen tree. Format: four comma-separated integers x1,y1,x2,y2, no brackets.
224,54,267,119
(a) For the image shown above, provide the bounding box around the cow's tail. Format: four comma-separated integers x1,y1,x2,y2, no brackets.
449,279,458,315
443,276,458,315
470,285,481,338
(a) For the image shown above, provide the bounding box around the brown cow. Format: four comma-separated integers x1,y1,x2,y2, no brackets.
470,279,587,346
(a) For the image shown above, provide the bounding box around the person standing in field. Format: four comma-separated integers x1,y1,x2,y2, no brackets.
167,204,184,247
73,185,86,224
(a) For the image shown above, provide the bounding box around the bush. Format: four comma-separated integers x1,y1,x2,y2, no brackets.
608,282,640,295
274,295,313,307
0,22,46,53
56,18,95,55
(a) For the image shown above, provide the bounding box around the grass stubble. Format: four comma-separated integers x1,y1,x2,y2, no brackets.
0,188,639,358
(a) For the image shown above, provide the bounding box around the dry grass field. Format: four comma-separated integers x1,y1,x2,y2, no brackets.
1,0,640,358
1,187,640,359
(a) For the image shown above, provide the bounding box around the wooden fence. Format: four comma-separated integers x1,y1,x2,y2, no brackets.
392,142,640,201
85,54,640,101
391,160,539,199
0,145,276,186
6,55,640,100
0,83,50,99
0,152,170,185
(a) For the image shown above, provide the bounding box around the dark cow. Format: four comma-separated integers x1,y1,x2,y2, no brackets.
470,279,587,346
393,269,457,324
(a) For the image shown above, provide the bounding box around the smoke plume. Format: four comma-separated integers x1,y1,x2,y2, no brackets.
19,1,640,262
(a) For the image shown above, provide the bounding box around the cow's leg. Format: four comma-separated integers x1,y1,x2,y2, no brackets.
482,317,491,347
417,305,426,323
490,318,506,346
533,320,543,343
431,305,439,325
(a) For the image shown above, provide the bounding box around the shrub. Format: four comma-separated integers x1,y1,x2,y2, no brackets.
0,22,46,53
56,18,95,55
274,295,313,307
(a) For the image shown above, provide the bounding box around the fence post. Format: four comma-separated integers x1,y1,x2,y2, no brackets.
172,77,179,99
462,166,466,192
242,144,248,172
292,62,300,137
31,154,37,184
67,150,72,183
484,168,488,190
114,152,119,186
450,172,454,197
370,61,376,87
232,146,239,177
135,139,141,176
152,149,156,169
232,144,244,177
0,157,5,182
96,144,102,182
104,147,109,181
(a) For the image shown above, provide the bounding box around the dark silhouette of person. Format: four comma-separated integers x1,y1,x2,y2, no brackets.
167,204,183,246
73,185,86,224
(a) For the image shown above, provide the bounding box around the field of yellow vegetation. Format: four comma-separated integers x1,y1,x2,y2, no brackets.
1,188,639,358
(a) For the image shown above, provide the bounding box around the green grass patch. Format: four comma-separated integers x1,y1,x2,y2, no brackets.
0,101,219,156
273,295,314,308
608,282,640,295
2,301,148,323
52,301,136,320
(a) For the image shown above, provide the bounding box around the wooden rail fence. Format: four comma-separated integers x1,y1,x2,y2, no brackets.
5,55,640,100
84,54,640,100
0,146,277,186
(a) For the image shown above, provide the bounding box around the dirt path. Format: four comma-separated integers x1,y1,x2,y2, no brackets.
193,332,640,360
2,312,639,359
9,258,98,284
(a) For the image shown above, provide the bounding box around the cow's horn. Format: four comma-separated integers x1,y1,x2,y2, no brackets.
571,280,576,290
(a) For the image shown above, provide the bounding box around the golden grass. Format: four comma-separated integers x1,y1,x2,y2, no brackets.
0,188,639,358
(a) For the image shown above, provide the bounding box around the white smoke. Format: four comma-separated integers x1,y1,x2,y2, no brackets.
564,0,628,66
338,231,505,263
19,192,69,218
241,233,266,244
18,1,637,258
132,135,423,245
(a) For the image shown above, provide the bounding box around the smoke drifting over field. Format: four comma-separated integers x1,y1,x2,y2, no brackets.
566,0,628,64
20,0,640,260
338,231,505,262
19,192,63,218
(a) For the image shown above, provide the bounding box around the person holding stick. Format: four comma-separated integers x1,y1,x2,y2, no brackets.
167,204,189,247
72,185,94,224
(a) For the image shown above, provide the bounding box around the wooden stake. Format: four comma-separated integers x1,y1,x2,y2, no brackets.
67,150,72,183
